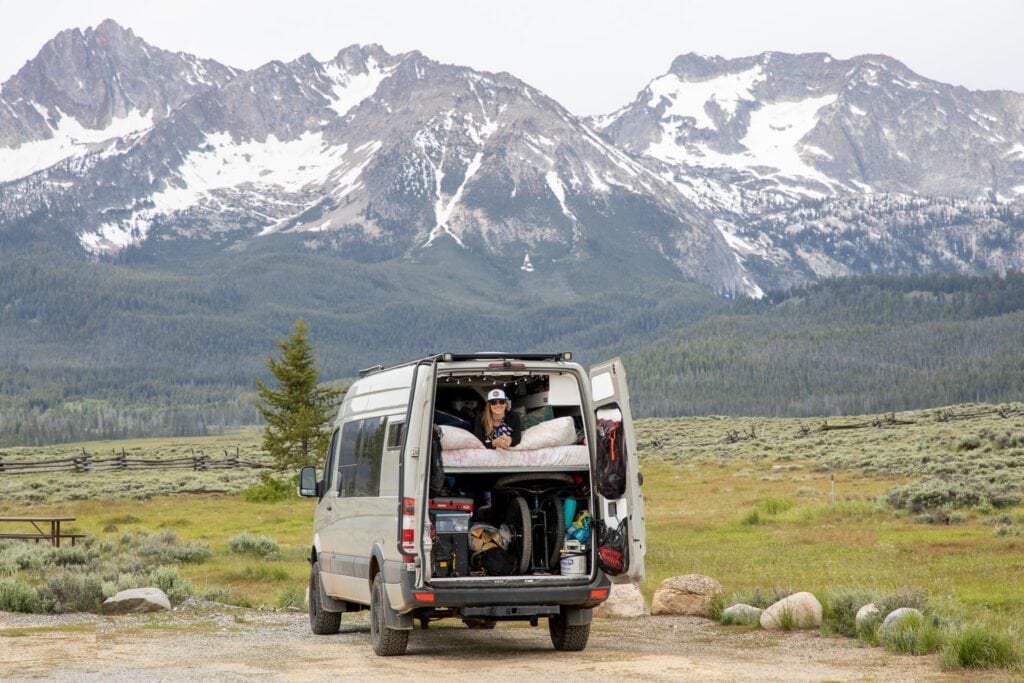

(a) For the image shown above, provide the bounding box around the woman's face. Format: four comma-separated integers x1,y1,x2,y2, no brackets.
488,399,507,418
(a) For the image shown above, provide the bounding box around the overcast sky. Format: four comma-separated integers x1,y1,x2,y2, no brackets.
3,0,1022,115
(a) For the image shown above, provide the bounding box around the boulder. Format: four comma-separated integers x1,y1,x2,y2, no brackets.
855,602,879,629
102,587,171,615
721,603,762,626
759,592,822,630
882,607,923,628
594,582,648,618
651,575,723,617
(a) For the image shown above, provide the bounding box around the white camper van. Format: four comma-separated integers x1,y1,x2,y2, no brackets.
299,352,645,655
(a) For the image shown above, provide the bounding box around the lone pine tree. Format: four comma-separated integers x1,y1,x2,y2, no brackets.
256,319,341,469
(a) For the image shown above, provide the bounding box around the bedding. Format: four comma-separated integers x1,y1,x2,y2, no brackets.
441,444,589,471
438,416,578,452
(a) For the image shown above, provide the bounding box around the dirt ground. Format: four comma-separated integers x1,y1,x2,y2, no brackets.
0,607,1007,682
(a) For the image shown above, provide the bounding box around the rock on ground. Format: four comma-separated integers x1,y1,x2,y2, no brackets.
651,574,723,617
882,607,923,628
759,592,822,630
594,582,648,618
855,603,879,629
102,587,171,615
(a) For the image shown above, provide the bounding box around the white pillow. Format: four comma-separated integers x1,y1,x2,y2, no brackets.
510,416,577,450
438,425,485,450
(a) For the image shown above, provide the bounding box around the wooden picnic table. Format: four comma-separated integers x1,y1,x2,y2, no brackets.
0,516,80,547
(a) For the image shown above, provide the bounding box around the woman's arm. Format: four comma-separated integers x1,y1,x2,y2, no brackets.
474,416,495,449
508,412,523,447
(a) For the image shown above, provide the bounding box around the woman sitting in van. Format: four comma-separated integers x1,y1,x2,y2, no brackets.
474,388,522,449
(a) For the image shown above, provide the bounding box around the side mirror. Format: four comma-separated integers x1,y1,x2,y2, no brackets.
298,466,320,498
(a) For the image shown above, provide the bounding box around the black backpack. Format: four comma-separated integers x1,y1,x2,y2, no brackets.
595,418,626,499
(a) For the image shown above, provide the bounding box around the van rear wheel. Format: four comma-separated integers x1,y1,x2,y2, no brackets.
309,561,341,635
370,573,409,656
548,613,590,651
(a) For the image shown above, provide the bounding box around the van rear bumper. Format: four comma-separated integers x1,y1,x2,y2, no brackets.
394,567,611,614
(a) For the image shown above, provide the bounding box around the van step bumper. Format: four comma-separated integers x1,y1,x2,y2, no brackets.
399,572,611,612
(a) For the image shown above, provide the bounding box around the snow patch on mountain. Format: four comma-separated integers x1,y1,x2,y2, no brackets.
324,57,394,116
545,171,576,222
152,131,348,213
0,107,154,183
647,93,839,192
647,65,765,130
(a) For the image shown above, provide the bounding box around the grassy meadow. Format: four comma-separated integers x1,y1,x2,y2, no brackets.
2,405,1024,667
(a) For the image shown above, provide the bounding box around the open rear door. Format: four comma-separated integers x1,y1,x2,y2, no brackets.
589,358,646,583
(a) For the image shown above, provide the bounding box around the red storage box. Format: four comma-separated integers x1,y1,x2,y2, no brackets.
429,497,474,512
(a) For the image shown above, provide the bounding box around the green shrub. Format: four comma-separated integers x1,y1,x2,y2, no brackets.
707,594,724,621
232,564,290,582
136,531,212,564
0,577,44,613
228,532,280,559
729,587,794,610
50,545,97,567
38,570,104,613
241,473,295,503
941,625,1021,670
0,541,52,572
878,611,945,655
822,589,876,637
955,436,982,452
741,509,762,526
887,478,1020,513
148,566,195,605
993,523,1021,537
759,496,793,515
875,587,929,614
200,587,232,603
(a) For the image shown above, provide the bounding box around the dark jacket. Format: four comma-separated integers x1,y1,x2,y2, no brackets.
473,410,523,449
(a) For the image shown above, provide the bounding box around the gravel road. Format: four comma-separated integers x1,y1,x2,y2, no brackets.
0,606,989,682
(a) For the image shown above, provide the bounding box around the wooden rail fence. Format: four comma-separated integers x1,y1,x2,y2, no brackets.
0,450,271,475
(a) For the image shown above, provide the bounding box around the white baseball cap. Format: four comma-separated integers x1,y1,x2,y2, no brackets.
486,389,507,402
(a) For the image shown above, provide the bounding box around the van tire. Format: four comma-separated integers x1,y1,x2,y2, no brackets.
548,613,590,651
309,561,341,635
370,573,409,656
506,495,532,574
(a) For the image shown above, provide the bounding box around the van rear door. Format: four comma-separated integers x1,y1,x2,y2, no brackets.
589,357,646,582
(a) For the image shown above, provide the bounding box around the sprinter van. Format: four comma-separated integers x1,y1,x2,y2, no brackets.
299,352,645,655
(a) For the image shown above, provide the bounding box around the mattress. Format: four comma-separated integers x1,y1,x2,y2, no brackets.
441,444,589,472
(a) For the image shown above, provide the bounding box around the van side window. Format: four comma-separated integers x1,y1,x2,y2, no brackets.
337,417,386,497
386,421,405,450
322,428,339,493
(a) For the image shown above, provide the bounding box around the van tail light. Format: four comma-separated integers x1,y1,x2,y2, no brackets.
401,497,416,555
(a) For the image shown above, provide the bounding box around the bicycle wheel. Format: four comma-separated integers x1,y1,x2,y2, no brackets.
504,495,532,575
539,494,565,570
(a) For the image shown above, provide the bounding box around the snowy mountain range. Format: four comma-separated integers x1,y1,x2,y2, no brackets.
2,20,1023,297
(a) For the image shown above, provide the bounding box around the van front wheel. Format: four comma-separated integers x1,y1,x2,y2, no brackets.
370,573,409,656
548,613,590,651
309,561,341,635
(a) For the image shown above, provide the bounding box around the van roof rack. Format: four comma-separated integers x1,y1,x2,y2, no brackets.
439,352,572,362
357,352,573,378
